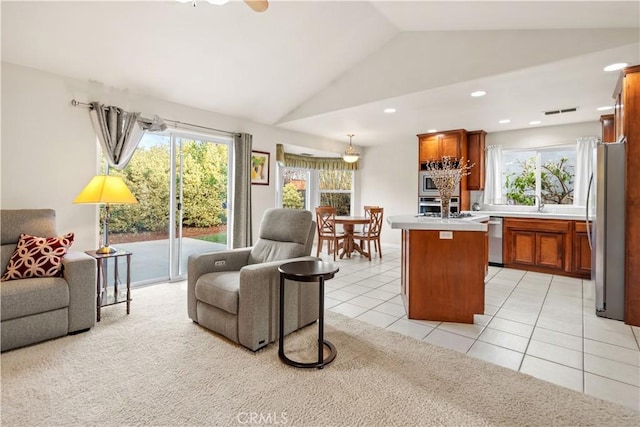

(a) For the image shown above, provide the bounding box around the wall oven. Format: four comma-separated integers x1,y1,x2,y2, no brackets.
419,171,460,197
418,196,459,215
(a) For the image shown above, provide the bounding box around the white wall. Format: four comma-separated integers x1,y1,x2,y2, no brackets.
358,137,417,246
0,62,352,251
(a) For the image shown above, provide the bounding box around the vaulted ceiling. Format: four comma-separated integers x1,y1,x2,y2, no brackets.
2,1,638,147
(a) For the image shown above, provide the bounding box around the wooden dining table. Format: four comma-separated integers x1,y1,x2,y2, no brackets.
334,216,370,259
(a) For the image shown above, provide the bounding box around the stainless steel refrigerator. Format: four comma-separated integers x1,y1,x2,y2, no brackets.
586,141,625,321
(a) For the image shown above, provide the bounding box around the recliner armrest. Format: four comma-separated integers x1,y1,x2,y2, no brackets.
239,255,319,283
187,247,252,321
62,251,97,332
237,256,320,350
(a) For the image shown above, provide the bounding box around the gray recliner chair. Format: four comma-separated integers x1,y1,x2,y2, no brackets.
187,208,320,351
1,209,96,352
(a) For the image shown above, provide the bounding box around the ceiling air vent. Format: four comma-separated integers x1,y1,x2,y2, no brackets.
544,107,578,115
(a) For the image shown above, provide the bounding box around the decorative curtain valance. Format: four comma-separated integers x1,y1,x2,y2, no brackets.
276,144,358,170
89,102,145,170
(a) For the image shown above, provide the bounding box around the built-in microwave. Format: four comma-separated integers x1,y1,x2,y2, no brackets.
419,171,459,197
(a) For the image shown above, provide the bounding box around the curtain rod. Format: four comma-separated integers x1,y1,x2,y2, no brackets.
164,119,237,137
71,99,238,136
487,137,600,151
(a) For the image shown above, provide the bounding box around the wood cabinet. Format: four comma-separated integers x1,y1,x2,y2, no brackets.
466,130,486,190
509,230,536,265
440,132,463,159
600,114,615,143
617,65,640,326
536,232,565,270
420,138,440,162
417,130,466,164
505,218,569,273
573,222,592,276
401,228,485,323
503,218,591,278
417,129,483,210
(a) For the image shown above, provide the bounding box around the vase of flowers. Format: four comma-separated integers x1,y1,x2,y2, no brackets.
440,197,451,219
423,157,474,219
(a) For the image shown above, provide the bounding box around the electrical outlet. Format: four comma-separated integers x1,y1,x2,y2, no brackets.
439,231,453,240
214,260,226,266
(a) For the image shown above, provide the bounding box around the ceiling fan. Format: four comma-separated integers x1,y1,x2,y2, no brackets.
179,0,269,13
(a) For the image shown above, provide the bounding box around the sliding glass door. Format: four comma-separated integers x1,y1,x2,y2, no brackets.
173,134,230,277
105,132,230,284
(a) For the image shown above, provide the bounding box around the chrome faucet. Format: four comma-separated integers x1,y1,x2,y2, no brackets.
533,195,544,212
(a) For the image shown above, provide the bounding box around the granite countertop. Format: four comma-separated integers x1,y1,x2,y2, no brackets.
387,214,490,232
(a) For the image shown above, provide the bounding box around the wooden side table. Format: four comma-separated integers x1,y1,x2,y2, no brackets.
85,249,132,322
278,260,339,369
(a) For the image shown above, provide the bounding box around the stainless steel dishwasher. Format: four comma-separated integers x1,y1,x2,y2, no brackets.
488,217,503,266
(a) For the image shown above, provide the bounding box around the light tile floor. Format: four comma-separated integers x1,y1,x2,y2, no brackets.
315,244,640,412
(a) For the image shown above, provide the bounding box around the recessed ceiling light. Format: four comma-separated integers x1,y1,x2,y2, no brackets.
498,119,511,124
596,106,613,111
470,90,487,97
603,62,628,72
529,120,541,125
383,108,396,114
427,129,437,133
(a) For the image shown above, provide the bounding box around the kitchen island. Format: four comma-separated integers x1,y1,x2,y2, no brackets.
388,214,489,324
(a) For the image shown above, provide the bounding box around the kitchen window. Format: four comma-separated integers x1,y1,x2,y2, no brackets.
502,146,576,205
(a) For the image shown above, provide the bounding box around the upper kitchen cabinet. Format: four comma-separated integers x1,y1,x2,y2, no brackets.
417,130,467,165
466,130,486,190
600,114,614,143
418,134,440,163
617,65,640,327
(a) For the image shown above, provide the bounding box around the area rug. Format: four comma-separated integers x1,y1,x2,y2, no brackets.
1,281,638,426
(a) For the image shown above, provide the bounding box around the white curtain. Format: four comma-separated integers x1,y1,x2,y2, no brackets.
89,102,145,170
573,136,598,206
483,145,503,205
232,133,253,248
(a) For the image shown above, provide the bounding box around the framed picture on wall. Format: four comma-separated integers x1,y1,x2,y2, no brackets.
251,150,270,185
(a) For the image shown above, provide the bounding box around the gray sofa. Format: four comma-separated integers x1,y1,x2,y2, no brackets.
1,209,96,352
188,208,320,351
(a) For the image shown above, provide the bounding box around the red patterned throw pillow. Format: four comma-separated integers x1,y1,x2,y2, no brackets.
1,233,75,281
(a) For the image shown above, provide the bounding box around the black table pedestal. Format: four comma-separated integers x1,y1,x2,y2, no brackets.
278,260,339,369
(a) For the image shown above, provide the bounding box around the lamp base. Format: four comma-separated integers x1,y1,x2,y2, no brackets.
95,245,117,254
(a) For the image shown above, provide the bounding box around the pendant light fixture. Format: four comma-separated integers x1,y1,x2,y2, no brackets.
342,134,360,163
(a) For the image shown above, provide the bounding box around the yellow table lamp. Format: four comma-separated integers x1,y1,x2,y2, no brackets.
73,175,138,254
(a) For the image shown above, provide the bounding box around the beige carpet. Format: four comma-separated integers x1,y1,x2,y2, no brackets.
2,282,639,427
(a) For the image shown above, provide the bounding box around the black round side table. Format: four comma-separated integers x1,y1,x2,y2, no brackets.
278,260,339,369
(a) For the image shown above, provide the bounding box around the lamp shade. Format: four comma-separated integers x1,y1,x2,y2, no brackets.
73,175,138,205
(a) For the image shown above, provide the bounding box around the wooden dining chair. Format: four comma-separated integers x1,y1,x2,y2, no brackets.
354,207,384,261
315,206,346,261
360,205,381,256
